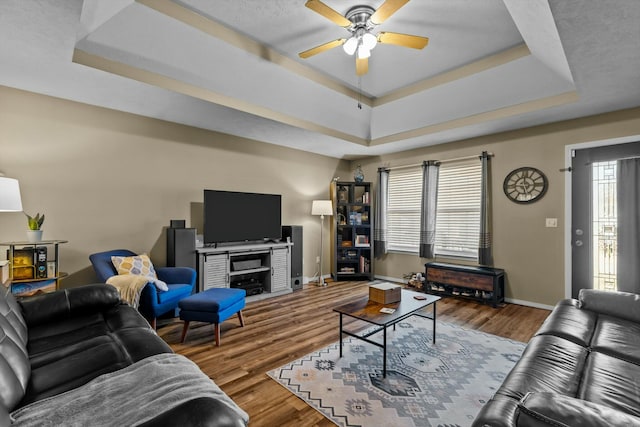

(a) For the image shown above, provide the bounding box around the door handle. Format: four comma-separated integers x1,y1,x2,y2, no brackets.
575,240,583,247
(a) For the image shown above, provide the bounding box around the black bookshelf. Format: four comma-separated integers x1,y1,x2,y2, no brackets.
331,181,373,281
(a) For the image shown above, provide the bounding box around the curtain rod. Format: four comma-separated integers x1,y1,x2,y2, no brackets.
385,152,494,171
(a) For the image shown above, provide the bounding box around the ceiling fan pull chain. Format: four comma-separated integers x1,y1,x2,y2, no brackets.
357,76,362,109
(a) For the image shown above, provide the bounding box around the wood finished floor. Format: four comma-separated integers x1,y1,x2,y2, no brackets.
157,281,551,427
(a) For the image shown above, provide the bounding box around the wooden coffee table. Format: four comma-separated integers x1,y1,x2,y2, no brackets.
333,289,440,377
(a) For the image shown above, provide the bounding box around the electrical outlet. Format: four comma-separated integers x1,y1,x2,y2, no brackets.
316,256,320,263
545,218,558,228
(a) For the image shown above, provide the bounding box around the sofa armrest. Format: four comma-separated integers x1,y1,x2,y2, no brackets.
156,267,196,287
18,283,121,327
136,397,247,427
472,396,519,427
579,289,640,323
516,392,640,427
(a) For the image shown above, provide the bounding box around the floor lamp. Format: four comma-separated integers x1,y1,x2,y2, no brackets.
311,200,333,286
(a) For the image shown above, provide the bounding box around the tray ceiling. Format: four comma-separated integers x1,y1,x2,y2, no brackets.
1,0,639,158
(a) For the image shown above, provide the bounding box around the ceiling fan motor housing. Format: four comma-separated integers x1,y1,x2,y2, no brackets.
346,6,376,31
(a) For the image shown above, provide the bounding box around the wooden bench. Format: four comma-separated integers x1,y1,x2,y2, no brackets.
424,262,505,307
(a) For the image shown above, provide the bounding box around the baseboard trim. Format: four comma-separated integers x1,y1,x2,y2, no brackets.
305,275,408,285
303,274,331,285
374,275,407,284
504,298,554,311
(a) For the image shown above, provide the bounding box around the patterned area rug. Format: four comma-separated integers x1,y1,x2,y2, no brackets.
268,316,525,427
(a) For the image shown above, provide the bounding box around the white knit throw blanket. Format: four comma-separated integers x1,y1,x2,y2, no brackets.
106,274,150,308
10,353,249,426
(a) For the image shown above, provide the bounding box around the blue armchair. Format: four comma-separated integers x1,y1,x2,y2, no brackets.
89,249,196,329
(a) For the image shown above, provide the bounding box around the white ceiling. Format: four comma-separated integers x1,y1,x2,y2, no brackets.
1,0,639,159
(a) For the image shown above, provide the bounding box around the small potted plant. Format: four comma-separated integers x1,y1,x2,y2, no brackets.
25,212,45,243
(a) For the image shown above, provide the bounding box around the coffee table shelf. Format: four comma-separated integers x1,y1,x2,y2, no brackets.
333,289,440,377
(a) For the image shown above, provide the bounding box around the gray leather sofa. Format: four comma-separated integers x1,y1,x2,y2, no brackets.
0,283,248,426
473,289,640,426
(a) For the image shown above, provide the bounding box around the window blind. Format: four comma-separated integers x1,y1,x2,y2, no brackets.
435,160,482,258
387,166,422,252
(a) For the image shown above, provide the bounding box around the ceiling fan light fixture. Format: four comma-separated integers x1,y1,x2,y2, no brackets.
343,36,358,55
357,44,371,59
362,32,377,50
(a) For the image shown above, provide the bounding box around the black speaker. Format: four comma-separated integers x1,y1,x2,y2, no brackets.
170,219,185,228
35,246,47,279
282,225,303,291
167,227,196,270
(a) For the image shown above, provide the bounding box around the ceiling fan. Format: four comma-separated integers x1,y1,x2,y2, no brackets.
299,0,429,76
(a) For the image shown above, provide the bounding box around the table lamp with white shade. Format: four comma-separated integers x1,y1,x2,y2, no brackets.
311,200,333,286
0,176,22,212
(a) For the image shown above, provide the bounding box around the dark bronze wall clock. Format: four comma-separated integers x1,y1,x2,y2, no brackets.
503,167,548,204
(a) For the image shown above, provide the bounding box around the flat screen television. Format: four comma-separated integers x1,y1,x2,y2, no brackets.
204,189,281,245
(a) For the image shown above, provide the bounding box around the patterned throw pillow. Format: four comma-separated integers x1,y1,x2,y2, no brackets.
110,254,168,291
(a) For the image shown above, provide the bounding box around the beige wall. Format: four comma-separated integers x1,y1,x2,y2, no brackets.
354,107,640,307
3,84,640,306
0,86,349,287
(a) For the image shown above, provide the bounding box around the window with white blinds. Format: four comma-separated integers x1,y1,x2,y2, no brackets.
387,166,422,252
385,159,482,259
434,160,482,259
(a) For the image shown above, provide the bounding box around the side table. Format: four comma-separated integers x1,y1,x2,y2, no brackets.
1,240,68,296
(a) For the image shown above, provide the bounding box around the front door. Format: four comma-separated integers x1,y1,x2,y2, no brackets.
571,141,640,297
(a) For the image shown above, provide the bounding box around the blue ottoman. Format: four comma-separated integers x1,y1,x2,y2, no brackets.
179,288,246,346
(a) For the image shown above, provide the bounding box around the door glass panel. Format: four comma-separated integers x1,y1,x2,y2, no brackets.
592,161,617,292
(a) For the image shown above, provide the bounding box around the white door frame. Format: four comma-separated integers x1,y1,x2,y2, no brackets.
564,134,640,298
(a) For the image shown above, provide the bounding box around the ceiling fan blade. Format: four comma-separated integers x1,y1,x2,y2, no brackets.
378,32,429,49
299,38,346,59
369,0,409,25
356,57,368,76
305,0,352,28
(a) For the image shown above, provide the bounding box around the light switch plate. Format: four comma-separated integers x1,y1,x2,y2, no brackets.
545,218,558,228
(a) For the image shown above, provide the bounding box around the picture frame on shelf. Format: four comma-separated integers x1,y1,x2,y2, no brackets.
355,235,370,247
47,261,56,278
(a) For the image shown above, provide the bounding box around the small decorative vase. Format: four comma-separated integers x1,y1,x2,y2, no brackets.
354,165,364,183
27,230,43,243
